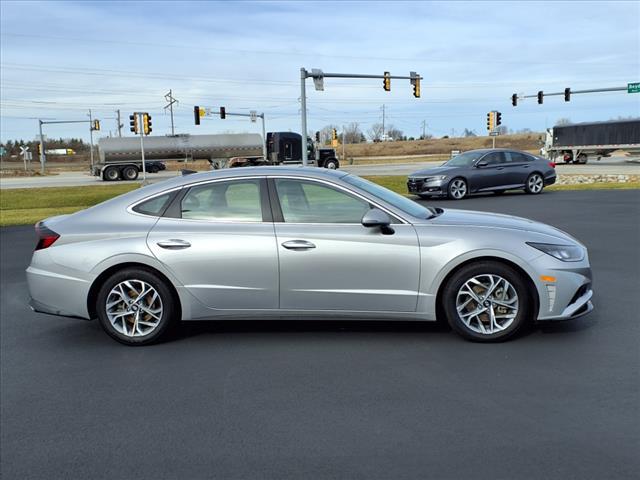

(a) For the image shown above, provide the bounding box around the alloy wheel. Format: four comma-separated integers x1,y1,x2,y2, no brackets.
455,274,519,335
528,174,544,193
105,279,163,337
450,179,467,199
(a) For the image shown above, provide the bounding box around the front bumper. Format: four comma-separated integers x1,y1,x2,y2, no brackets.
407,177,448,196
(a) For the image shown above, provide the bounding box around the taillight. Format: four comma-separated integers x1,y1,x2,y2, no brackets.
549,161,556,168
35,222,60,250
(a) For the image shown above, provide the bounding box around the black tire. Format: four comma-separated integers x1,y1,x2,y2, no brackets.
447,177,468,200
103,166,119,181
96,267,179,346
524,172,544,194
324,158,339,170
442,261,532,342
122,165,139,180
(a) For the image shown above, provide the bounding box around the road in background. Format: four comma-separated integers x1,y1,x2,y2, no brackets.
1,155,638,189
1,190,639,479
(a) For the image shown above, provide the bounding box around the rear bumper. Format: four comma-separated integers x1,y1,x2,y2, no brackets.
29,297,91,320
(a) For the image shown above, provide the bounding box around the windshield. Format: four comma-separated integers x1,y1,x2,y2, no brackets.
445,151,484,167
343,175,436,219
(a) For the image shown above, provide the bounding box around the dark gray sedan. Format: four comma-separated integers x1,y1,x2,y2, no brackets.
408,149,557,200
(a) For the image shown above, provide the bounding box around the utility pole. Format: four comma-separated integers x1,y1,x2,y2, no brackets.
299,68,422,166
164,90,178,136
88,109,94,170
38,120,45,175
116,109,123,137
381,104,386,139
421,120,426,140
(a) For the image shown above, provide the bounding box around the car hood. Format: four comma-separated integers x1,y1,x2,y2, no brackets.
427,208,582,244
409,165,463,177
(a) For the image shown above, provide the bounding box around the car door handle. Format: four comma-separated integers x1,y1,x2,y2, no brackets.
282,240,316,250
157,239,191,249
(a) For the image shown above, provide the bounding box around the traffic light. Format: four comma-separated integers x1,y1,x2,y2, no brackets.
315,131,320,142
383,71,391,92
194,106,201,125
486,112,494,131
564,88,571,102
129,114,138,134
143,113,152,135
332,128,337,141
412,77,420,98
92,119,100,131
38,143,42,154
220,107,226,119
511,94,518,107
496,112,502,126
537,91,544,104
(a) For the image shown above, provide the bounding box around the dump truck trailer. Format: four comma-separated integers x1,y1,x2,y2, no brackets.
541,119,640,164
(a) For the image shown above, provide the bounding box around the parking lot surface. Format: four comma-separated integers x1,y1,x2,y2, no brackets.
1,189,639,479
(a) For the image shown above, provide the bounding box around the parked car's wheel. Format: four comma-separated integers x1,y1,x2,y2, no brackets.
525,173,544,194
122,166,139,180
147,165,159,173
103,166,119,181
324,158,339,169
447,178,468,200
96,268,178,346
442,261,532,342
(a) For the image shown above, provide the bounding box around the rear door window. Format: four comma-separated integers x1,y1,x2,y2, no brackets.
482,152,507,165
132,191,175,216
181,179,264,222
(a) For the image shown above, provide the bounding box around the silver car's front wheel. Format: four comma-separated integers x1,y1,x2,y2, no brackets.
443,261,532,342
96,268,177,345
106,280,163,337
456,274,518,335
448,178,468,200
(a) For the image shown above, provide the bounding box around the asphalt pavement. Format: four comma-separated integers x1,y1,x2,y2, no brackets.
1,189,639,479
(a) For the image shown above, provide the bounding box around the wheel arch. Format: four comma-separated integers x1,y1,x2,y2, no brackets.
87,262,182,320
434,255,539,323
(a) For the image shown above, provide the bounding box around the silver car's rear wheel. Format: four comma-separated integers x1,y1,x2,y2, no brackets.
106,280,163,337
96,267,177,345
456,274,518,335
442,261,532,342
448,178,467,200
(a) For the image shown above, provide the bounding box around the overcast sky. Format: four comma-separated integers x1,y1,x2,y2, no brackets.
1,0,639,143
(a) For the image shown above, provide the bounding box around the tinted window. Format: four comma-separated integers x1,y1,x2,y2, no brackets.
181,179,263,222
275,179,370,223
508,152,531,163
132,192,174,216
482,152,506,165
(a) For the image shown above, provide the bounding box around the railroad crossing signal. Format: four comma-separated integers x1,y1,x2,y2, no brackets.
92,119,100,131
220,107,226,119
537,91,544,104
564,88,571,102
383,71,391,91
142,113,152,135
129,114,138,134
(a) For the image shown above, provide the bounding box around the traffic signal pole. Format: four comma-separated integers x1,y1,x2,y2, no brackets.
299,68,422,166
88,109,95,170
513,85,629,105
138,112,147,183
37,117,99,175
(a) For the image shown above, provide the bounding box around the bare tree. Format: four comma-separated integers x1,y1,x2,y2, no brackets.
556,117,572,126
496,125,509,135
463,128,477,137
368,123,384,142
386,125,404,141
343,122,364,144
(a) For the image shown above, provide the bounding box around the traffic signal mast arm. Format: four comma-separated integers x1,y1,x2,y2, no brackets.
512,85,630,105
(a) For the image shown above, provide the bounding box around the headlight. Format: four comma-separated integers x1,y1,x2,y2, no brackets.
527,242,584,262
425,175,448,182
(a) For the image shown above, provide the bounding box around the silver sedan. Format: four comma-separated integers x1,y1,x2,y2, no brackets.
27,167,593,345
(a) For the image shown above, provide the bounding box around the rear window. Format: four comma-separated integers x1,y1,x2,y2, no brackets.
132,192,174,216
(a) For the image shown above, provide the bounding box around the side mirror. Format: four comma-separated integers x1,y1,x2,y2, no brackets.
361,208,394,235
476,160,488,168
